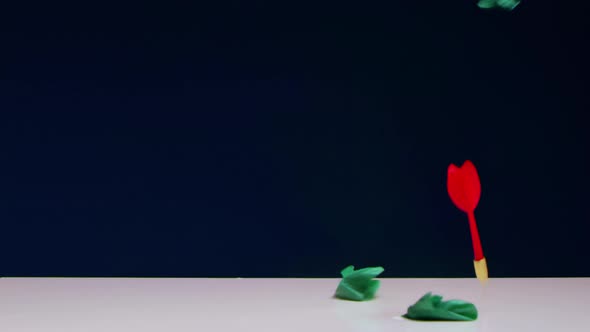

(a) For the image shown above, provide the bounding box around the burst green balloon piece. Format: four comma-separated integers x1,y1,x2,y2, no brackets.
403,292,478,321
334,265,384,301
478,0,520,10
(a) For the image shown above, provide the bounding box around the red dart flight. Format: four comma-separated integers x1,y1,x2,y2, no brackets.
447,160,488,284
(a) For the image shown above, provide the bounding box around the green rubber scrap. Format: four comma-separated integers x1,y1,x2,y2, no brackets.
403,292,478,321
334,265,384,301
478,0,520,10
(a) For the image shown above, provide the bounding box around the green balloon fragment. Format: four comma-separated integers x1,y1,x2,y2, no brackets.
478,0,520,10
403,292,478,321
334,265,384,301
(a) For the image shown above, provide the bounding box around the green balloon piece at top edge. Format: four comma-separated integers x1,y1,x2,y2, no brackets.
334,265,384,301
403,292,478,321
478,0,520,10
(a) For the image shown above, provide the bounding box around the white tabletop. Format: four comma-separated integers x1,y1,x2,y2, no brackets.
1,277,588,332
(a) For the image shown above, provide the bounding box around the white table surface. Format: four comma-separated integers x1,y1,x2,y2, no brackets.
1,278,588,332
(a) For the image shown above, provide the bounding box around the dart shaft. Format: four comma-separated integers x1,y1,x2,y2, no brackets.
467,212,484,260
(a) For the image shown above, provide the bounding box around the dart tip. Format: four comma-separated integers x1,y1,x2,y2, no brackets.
474,257,489,286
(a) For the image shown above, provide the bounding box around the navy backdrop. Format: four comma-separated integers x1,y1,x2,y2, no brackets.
1,1,588,277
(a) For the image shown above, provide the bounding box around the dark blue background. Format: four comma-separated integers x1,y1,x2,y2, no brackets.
1,1,588,277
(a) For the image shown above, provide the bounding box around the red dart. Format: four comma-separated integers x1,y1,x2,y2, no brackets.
447,160,488,284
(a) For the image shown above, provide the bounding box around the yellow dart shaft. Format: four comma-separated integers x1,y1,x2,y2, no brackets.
474,257,488,285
